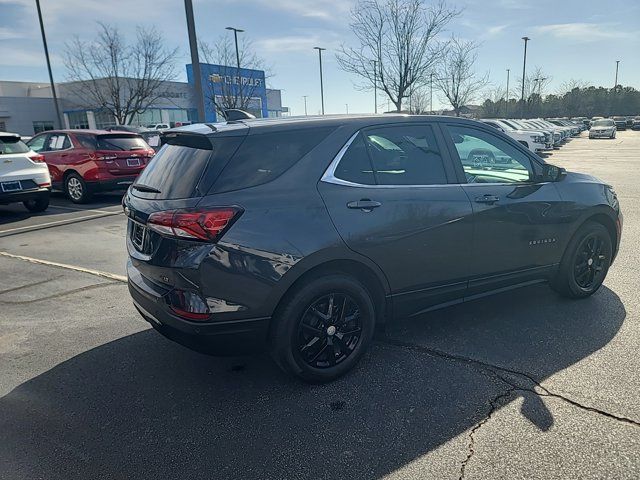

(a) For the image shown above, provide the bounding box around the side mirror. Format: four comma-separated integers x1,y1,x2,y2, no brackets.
542,164,566,182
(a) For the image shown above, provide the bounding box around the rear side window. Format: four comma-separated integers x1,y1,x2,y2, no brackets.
97,134,149,151
75,133,97,149
212,127,335,193
0,137,29,154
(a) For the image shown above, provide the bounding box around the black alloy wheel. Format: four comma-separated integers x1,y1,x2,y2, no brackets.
573,234,608,291
297,293,362,369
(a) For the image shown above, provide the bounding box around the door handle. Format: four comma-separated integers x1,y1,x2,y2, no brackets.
474,194,500,204
347,199,382,211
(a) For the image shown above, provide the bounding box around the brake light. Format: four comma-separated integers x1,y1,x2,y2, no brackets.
29,154,45,163
147,207,242,242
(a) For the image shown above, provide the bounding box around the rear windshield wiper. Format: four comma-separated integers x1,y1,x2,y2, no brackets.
132,183,161,193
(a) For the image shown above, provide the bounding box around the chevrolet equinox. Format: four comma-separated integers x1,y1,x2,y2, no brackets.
124,115,622,382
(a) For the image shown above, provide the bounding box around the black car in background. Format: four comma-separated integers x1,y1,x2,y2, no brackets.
613,116,627,130
124,115,622,382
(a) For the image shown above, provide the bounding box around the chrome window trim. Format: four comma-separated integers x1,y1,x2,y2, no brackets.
320,130,536,189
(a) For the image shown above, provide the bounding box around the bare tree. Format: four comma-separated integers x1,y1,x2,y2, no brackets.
555,78,589,96
337,0,459,112
199,36,270,118
515,66,551,117
434,37,488,116
64,23,178,125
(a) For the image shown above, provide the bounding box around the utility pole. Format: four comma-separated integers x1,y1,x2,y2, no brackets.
614,60,620,88
313,47,326,115
345,104,349,114
505,68,510,117
429,72,434,114
35,0,63,129
373,60,377,114
302,95,308,116
521,36,530,117
184,0,205,122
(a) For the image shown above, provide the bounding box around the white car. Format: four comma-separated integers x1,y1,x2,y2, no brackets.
589,119,616,139
479,119,547,153
0,132,51,212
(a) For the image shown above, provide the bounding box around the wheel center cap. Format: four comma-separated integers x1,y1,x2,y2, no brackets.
326,325,337,336
588,258,594,266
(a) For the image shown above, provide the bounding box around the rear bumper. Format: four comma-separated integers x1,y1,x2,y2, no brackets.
0,187,50,205
128,261,270,355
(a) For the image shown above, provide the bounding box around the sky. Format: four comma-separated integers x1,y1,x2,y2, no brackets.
1,0,639,116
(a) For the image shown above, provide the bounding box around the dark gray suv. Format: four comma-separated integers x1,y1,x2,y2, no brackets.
124,115,622,382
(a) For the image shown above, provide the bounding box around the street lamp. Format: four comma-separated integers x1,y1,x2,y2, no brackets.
345,103,349,114
313,47,326,115
372,59,377,114
521,36,530,117
302,95,308,116
505,68,510,117
429,72,434,114
35,0,63,128
225,26,244,71
614,60,620,88
184,0,205,122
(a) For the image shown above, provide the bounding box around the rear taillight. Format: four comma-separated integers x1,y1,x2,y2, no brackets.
167,289,210,321
29,154,45,163
147,207,242,242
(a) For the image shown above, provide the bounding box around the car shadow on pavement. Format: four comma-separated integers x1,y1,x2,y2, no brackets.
0,284,625,480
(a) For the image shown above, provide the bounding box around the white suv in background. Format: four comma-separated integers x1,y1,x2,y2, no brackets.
479,119,547,153
0,132,51,212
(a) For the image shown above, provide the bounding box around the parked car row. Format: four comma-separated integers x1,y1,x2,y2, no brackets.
480,118,584,153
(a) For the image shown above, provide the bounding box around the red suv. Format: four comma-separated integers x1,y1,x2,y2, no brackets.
27,129,154,203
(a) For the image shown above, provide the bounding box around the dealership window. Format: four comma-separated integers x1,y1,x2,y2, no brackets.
67,111,89,129
33,121,54,134
167,109,191,127
214,96,263,119
268,110,282,118
0,121,6,132
130,109,163,127
94,110,116,129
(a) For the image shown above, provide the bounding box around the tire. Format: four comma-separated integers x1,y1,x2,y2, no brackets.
551,222,612,299
65,173,92,203
23,194,50,213
269,274,376,383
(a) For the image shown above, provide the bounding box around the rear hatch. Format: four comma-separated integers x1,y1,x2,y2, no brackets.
0,135,45,189
95,134,155,175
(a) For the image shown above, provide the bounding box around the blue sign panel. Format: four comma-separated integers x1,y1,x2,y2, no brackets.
187,63,267,122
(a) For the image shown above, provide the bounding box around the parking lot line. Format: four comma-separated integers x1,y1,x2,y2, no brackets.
0,251,127,283
0,211,122,236
48,204,122,214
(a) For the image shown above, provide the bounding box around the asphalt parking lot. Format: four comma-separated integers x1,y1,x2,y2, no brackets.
1,132,639,480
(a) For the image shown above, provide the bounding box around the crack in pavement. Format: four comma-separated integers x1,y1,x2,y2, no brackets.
0,275,63,294
381,338,640,480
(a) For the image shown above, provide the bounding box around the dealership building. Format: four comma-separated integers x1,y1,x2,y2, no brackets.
0,63,288,136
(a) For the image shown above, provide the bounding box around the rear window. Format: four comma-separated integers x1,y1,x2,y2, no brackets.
132,136,244,199
97,134,149,151
0,137,29,154
211,127,336,193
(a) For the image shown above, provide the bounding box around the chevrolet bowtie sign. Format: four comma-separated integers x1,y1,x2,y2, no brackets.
209,74,263,87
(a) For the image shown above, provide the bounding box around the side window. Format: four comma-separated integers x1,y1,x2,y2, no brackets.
47,134,71,151
333,134,375,185
74,134,97,149
27,134,48,153
445,125,532,184
364,125,447,185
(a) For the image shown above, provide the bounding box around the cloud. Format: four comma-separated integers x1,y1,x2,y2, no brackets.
485,24,508,37
255,30,342,54
252,0,353,19
534,23,634,41
0,27,25,40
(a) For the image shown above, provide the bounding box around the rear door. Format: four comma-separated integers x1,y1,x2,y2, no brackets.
318,123,474,318
441,123,564,295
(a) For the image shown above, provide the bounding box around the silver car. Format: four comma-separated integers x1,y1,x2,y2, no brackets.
589,119,616,139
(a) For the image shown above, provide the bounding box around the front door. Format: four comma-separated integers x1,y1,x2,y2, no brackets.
441,123,565,296
318,123,474,318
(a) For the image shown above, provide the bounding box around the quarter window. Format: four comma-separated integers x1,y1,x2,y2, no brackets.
446,125,532,184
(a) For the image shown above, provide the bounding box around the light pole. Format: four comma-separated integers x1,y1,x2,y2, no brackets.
505,68,510,117
521,36,530,117
429,72,434,114
345,104,349,114
302,95,308,116
184,0,205,122
225,27,244,71
372,60,377,114
313,47,326,115
614,60,620,88
35,0,63,128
